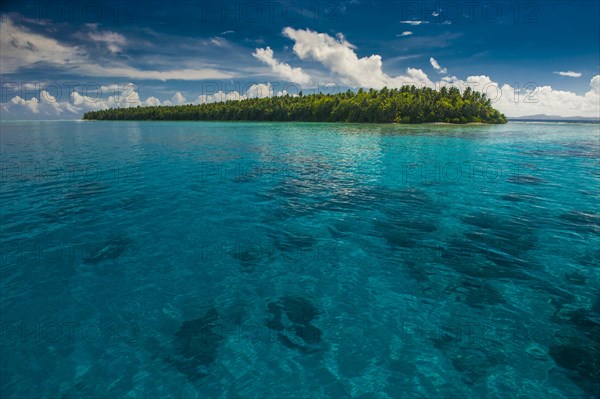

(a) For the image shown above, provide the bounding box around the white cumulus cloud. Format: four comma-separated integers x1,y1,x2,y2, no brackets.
252,47,311,85
1,83,166,119
246,83,274,98
171,92,186,104
282,27,432,89
440,74,600,118
398,31,413,37
430,57,448,74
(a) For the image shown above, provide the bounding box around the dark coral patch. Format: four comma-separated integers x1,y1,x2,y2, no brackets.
169,308,225,381
266,296,323,354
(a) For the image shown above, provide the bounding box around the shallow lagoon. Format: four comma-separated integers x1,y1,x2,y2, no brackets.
1,121,598,398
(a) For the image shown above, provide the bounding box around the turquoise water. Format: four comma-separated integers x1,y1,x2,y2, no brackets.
1,121,598,398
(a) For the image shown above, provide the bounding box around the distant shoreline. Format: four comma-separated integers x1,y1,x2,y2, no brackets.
508,118,600,124
81,119,494,125
1,119,593,125
82,87,508,124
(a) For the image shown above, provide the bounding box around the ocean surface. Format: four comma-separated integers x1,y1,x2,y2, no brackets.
1,120,599,398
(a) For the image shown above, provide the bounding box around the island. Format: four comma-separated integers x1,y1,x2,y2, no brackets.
83,86,507,124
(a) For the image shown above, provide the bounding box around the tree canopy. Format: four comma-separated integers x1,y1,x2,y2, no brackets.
83,86,507,124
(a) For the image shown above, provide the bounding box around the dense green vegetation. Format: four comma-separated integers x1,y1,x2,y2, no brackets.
83,86,507,124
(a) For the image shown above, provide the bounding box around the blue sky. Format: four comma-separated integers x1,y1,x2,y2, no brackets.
1,0,599,118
